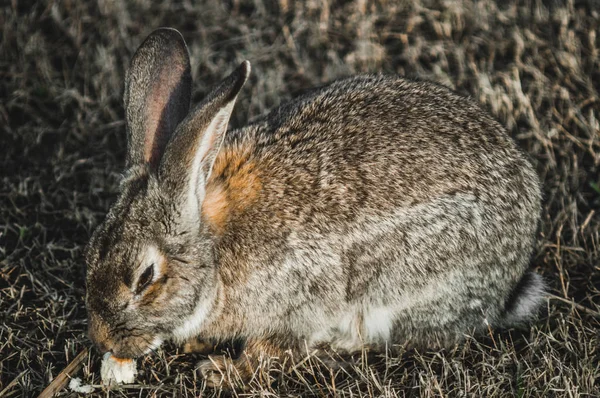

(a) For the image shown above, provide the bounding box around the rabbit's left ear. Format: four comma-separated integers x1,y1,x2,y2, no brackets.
159,61,250,213
124,28,192,170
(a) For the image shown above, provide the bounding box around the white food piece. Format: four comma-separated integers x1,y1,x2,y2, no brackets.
68,377,95,393
100,352,137,385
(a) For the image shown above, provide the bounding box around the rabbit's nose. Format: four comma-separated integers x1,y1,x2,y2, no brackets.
89,328,115,354
88,314,114,354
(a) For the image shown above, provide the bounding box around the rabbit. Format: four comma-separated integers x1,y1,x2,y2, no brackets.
85,27,545,387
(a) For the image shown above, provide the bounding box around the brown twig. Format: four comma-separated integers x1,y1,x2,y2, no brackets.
37,348,89,398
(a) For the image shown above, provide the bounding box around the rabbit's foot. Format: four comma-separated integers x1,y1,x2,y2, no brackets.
197,355,226,387
183,337,214,354
198,355,252,388
198,338,291,388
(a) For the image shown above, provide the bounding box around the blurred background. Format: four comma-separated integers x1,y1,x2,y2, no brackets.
1,0,599,396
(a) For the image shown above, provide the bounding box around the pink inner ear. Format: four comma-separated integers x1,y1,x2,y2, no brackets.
143,60,188,166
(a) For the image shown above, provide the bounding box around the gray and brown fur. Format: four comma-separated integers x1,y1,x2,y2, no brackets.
85,28,545,387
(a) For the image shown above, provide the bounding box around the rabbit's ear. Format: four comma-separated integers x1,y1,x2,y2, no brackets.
124,28,192,170
159,61,250,214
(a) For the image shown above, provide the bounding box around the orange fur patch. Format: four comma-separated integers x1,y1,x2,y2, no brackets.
202,144,261,233
202,184,229,234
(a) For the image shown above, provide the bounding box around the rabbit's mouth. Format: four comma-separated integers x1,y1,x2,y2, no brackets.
109,334,164,358
89,316,163,358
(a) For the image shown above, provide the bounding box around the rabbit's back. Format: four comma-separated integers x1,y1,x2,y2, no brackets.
212,74,539,234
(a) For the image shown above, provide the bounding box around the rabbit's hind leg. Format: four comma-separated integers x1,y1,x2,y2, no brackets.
182,336,215,354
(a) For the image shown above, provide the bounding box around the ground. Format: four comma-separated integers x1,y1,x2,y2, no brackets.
1,0,599,397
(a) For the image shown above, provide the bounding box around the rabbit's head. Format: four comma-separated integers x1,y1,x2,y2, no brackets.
85,28,249,358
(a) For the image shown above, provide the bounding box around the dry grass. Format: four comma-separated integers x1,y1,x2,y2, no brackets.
1,0,599,396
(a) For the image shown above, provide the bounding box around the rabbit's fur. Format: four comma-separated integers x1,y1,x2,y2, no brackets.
85,28,544,386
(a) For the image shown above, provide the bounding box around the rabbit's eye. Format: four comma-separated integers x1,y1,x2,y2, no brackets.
136,264,154,294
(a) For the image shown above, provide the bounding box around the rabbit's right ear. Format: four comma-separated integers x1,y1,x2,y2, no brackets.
158,61,250,223
124,28,192,170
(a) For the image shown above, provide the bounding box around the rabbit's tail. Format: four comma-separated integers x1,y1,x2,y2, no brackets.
501,271,546,327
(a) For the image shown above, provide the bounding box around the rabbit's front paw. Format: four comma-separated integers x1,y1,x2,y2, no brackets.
198,356,226,387
197,338,294,388
198,355,251,389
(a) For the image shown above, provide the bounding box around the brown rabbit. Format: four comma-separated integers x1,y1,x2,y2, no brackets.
85,28,544,387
